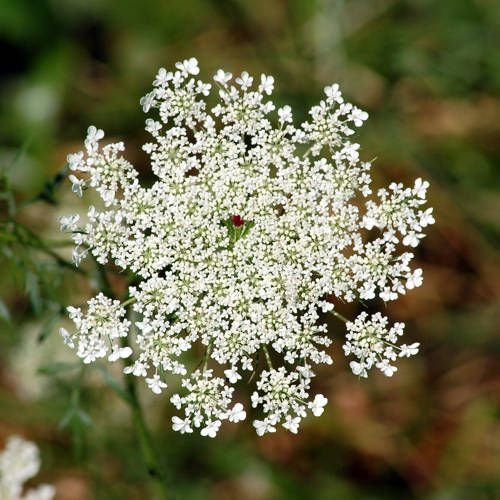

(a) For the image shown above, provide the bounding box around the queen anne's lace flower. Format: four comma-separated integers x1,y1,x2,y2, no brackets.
61,58,434,437
0,436,55,500
343,312,419,378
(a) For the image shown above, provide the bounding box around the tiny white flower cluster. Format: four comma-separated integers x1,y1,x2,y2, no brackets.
170,370,245,437
343,312,420,378
62,293,131,365
61,58,434,437
0,436,55,500
251,368,327,435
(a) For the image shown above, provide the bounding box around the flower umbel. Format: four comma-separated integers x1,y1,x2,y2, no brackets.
0,436,55,500
61,58,434,437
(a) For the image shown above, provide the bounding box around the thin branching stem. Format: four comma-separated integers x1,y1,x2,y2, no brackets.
96,263,170,498
6,220,86,275
262,345,274,369
330,309,349,323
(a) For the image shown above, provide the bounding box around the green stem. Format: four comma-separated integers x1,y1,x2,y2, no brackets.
123,369,170,500
121,297,136,308
330,309,349,323
18,164,69,209
203,343,212,371
262,346,274,369
96,263,170,498
10,221,86,275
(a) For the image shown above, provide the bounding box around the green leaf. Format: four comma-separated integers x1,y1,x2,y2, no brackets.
37,309,61,342
95,365,133,405
0,299,11,322
59,388,92,461
25,270,42,314
74,408,93,427
38,361,80,376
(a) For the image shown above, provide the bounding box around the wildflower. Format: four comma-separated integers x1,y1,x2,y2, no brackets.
59,214,79,232
324,84,343,103
227,403,246,423
200,420,221,438
171,416,193,434
214,69,232,85
406,268,423,289
253,419,277,437
344,313,415,378
310,394,328,417
235,71,253,89
68,175,85,197
277,105,292,123
399,342,420,357
146,374,168,394
259,74,274,95
62,58,434,436
175,57,199,75
0,436,55,500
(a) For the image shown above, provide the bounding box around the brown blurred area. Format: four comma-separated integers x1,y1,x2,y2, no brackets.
0,0,499,498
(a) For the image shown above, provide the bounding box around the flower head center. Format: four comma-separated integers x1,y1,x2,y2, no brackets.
231,214,245,227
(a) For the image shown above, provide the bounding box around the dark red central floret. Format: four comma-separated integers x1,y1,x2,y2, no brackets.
231,215,245,227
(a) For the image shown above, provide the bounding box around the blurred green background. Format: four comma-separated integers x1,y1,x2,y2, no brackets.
0,0,499,498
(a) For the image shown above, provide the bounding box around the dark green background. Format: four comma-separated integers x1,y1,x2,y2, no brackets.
0,0,499,498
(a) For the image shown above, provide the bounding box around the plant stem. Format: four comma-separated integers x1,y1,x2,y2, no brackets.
121,297,136,308
123,370,170,499
96,263,171,498
262,345,274,369
330,309,349,323
5,220,86,275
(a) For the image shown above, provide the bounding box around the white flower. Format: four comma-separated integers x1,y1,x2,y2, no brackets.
310,394,328,417
123,361,148,377
259,74,274,94
66,294,130,364
170,394,182,409
170,370,234,433
253,419,276,436
172,416,193,434
402,231,419,247
399,342,420,358
67,152,84,171
214,69,232,85
59,327,75,348
224,367,242,384
62,58,434,436
235,71,253,88
153,67,171,86
283,416,301,434
175,57,199,75
140,91,156,112
324,83,343,103
0,436,55,500
68,175,85,197
71,246,87,266
344,313,415,378
59,214,79,232
406,268,423,289
227,403,246,423
108,346,133,362
413,178,429,199
349,107,368,126
23,484,56,500
200,419,221,438
349,360,366,377
420,208,435,227
278,105,292,123
376,359,397,377
146,374,167,394
84,125,104,152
